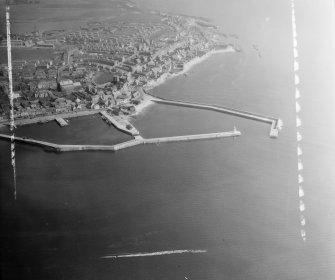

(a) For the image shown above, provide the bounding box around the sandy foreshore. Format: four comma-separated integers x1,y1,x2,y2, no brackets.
133,47,235,116
144,46,236,92
131,94,155,116
177,46,236,77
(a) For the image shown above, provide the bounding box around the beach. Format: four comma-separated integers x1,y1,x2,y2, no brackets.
144,46,236,92
178,46,236,76
131,94,155,116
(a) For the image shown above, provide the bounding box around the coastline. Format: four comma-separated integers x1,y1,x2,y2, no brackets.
0,97,155,128
1,109,102,127
0,47,235,127
132,46,236,117
177,46,236,77
144,46,236,92
131,94,155,116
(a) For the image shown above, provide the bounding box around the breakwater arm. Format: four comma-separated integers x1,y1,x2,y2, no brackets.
0,130,241,152
149,96,282,138
143,131,239,144
0,134,60,150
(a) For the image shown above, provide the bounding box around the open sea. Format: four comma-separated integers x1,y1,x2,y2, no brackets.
1,0,335,279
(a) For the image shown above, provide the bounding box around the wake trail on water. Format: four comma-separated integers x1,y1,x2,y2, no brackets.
101,249,207,259
6,6,17,200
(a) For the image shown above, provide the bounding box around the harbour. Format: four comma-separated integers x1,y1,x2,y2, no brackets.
1,0,334,278
0,109,102,126
99,111,139,136
150,96,282,138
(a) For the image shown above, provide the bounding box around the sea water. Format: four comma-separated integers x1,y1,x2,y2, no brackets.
1,0,335,279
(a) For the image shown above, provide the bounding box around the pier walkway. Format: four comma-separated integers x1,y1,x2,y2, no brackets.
100,111,139,136
0,130,241,152
149,96,282,138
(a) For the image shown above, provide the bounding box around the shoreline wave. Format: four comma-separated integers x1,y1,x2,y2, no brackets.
133,47,235,116
143,46,236,93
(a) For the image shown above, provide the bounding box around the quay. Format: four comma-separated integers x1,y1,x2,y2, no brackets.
0,130,241,152
0,134,60,150
55,118,68,127
0,109,102,127
100,111,139,136
149,96,282,138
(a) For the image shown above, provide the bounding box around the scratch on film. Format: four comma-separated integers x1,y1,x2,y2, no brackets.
6,5,17,200
291,0,306,242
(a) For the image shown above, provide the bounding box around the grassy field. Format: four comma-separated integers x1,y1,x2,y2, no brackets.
0,48,54,64
93,71,114,85
0,0,142,34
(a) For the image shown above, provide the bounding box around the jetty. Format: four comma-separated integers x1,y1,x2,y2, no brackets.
0,92,283,155
0,130,241,152
142,132,237,144
0,109,102,127
100,111,139,136
149,96,282,138
55,118,68,127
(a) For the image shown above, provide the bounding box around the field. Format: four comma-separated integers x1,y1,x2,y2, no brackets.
0,0,142,34
0,48,54,64
93,71,114,85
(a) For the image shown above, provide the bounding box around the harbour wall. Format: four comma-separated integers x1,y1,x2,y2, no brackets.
99,111,139,136
0,109,102,126
149,96,281,138
143,131,239,144
0,131,241,152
